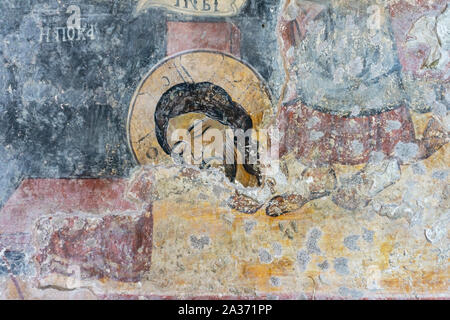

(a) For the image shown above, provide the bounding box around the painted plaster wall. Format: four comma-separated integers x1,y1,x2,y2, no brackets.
0,0,448,299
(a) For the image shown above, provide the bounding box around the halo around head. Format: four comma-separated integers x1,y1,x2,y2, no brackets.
127,50,274,166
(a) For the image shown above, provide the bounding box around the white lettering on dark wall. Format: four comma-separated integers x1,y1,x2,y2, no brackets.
40,25,96,43
39,5,97,43
174,0,219,12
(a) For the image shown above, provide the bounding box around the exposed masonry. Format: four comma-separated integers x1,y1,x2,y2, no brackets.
0,0,448,300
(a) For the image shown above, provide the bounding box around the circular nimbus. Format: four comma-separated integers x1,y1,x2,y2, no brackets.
127,50,274,168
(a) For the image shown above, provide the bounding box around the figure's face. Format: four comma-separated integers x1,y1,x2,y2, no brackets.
166,113,259,187
167,113,227,168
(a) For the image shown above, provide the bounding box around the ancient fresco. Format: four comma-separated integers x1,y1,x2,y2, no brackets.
0,0,448,300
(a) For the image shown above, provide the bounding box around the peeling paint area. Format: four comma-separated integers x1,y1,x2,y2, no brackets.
0,0,449,300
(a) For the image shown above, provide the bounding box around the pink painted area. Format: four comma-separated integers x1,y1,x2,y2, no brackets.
166,21,241,57
277,103,415,166
0,179,138,235
389,0,449,78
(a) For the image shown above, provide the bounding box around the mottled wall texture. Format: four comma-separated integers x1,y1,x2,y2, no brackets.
0,0,448,299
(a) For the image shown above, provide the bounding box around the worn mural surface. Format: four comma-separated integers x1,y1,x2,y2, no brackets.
0,0,449,299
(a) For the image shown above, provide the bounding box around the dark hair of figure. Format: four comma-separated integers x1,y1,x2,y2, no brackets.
154,82,262,185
